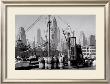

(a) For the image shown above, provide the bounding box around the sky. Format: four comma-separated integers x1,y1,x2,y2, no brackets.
16,15,96,43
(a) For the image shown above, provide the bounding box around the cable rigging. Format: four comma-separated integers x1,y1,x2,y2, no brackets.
25,15,42,33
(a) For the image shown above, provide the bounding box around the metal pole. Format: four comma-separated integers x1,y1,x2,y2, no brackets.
48,15,51,57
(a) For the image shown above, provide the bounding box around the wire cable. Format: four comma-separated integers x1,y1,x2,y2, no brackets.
25,15,42,33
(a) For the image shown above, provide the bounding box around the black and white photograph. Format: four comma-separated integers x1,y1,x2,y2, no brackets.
15,15,96,70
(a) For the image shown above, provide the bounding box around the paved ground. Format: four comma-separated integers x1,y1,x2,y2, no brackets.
31,66,96,70
15,62,96,70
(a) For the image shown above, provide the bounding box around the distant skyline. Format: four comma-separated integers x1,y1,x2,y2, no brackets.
16,15,96,43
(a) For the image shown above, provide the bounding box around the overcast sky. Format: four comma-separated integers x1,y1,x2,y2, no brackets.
16,15,96,43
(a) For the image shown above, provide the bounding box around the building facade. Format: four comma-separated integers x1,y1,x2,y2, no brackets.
82,46,96,59
79,31,87,47
17,27,27,45
51,17,60,50
37,28,41,46
89,35,96,46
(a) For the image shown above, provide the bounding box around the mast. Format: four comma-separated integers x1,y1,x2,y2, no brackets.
48,15,51,57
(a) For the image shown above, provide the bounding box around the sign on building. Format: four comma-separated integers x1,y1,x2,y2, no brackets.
70,37,76,56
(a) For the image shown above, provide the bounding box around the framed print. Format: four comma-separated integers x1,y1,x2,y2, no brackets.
1,0,110,84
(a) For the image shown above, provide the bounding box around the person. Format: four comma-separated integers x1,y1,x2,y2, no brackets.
42,57,45,69
92,58,96,67
45,57,48,69
51,56,54,69
59,55,64,69
38,57,44,69
53,55,59,69
47,57,52,69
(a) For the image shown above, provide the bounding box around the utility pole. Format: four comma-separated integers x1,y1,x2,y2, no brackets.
48,15,51,57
